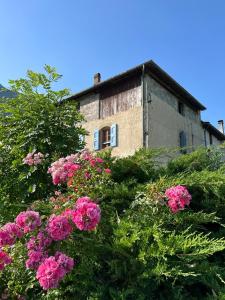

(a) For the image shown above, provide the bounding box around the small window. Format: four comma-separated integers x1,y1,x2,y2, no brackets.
209,133,213,145
178,101,185,116
100,127,111,149
179,131,187,153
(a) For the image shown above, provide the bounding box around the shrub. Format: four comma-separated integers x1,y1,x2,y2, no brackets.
0,66,85,223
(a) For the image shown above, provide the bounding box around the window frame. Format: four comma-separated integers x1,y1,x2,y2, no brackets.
178,101,185,116
100,126,111,149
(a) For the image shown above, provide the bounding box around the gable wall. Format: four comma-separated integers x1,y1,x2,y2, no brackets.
145,75,205,150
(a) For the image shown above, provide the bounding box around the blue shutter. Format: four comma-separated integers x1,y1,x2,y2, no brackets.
110,124,118,147
93,129,99,150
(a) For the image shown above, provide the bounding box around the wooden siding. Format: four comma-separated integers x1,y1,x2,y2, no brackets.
100,75,141,119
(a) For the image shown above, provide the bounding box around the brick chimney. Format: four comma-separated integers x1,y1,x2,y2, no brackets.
218,120,224,134
94,73,101,85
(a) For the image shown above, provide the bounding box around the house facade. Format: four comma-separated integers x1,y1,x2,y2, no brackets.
68,60,225,156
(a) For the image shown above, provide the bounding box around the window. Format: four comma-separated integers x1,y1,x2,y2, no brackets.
178,101,185,116
179,131,187,153
93,124,118,151
209,133,213,145
101,127,111,149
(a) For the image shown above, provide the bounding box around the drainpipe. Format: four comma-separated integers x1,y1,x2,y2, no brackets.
204,129,207,147
142,64,148,148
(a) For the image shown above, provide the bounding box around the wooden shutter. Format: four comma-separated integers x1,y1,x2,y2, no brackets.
93,129,99,150
110,124,117,147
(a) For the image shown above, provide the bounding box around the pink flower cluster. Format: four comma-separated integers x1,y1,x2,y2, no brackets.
47,215,73,241
48,154,81,185
26,231,52,270
47,197,101,238
72,197,101,231
23,152,44,166
0,250,12,271
36,252,74,290
0,223,23,247
48,150,111,185
165,185,191,213
16,211,41,233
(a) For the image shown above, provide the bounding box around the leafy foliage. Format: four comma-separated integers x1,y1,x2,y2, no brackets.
0,66,84,223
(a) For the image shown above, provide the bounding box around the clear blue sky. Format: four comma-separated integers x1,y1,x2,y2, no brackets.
1,0,225,126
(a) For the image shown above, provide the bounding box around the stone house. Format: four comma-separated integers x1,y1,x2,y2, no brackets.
68,60,225,157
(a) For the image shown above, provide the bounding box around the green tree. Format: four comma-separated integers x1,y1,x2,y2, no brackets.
0,65,85,223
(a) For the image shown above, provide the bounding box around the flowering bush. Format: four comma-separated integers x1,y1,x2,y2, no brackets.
23,152,44,166
165,185,191,213
1,147,225,299
0,149,108,293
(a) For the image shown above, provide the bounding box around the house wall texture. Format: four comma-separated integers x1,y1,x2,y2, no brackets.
83,106,143,157
204,130,222,147
78,76,143,157
145,75,205,151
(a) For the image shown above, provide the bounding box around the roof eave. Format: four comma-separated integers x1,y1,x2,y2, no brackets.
67,60,206,111
202,121,225,141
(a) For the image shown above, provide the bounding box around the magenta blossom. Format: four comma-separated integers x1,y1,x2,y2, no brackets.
27,231,52,251
36,256,64,290
47,215,73,241
72,198,101,231
15,211,41,233
36,253,74,290
55,251,74,273
165,185,192,213
0,223,23,246
26,250,48,270
0,250,12,271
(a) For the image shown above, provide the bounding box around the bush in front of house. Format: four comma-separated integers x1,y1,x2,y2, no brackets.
1,147,225,299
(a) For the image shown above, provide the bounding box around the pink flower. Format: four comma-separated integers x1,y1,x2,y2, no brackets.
15,211,41,233
55,252,74,273
72,199,101,231
36,253,74,290
0,230,11,247
75,197,91,208
36,256,64,290
95,157,104,163
48,156,81,185
61,209,74,219
165,185,191,213
0,223,23,246
0,250,12,271
89,159,96,167
104,168,111,174
23,152,44,166
84,172,91,180
27,231,52,251
47,215,73,241
26,250,47,270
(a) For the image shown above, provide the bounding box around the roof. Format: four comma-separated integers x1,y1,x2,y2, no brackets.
202,121,225,141
67,60,206,111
